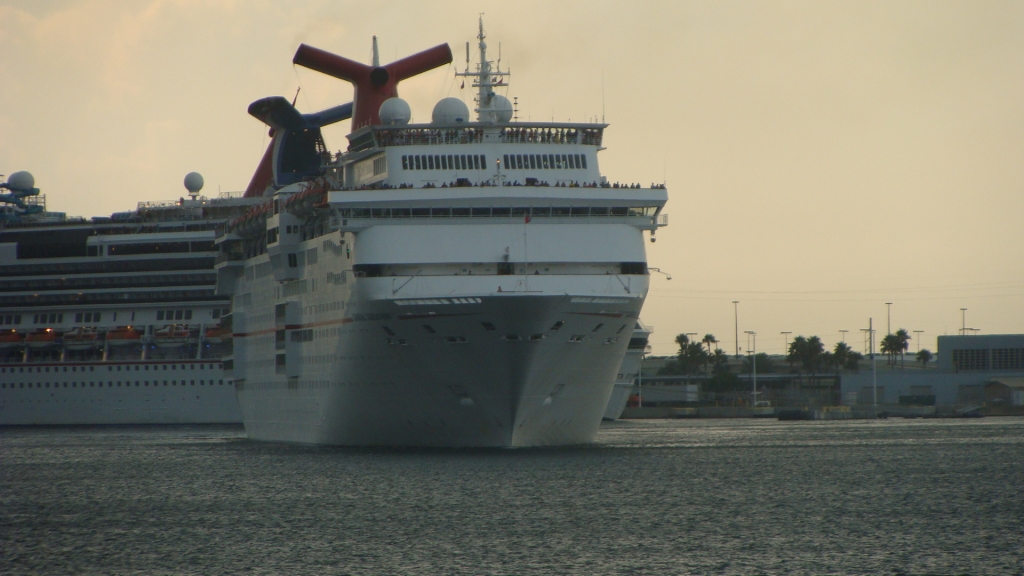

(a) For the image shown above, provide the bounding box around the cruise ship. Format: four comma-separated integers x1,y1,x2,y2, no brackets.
603,320,652,420
217,19,668,446
0,171,258,425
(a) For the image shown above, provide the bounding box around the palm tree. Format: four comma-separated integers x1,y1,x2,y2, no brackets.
880,334,900,367
833,341,852,372
894,329,911,368
710,348,730,374
788,335,825,382
701,334,717,375
917,348,933,369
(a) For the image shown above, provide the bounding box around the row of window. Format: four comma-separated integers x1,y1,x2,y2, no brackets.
1,363,221,374
401,154,488,171
340,206,659,219
953,348,1024,371
34,314,64,324
502,153,587,171
3,379,224,389
2,315,22,326
157,309,193,321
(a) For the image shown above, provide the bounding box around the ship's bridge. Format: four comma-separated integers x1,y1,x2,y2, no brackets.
338,122,609,190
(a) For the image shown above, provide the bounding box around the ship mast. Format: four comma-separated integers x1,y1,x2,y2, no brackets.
455,16,509,123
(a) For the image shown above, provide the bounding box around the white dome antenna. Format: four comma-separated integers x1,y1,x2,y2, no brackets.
183,172,204,198
432,98,470,124
5,171,35,192
379,97,411,125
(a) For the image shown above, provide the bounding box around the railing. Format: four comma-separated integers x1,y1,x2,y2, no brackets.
370,125,603,148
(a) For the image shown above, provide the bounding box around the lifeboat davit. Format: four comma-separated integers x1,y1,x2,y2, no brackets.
25,328,60,349
106,326,143,347
0,329,23,349
63,326,104,350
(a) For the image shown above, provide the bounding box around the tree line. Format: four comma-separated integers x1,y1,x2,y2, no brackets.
658,330,934,391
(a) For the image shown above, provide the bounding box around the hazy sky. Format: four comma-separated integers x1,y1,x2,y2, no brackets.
2,0,1023,356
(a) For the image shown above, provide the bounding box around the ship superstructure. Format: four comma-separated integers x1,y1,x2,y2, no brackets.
0,172,260,425
217,19,668,446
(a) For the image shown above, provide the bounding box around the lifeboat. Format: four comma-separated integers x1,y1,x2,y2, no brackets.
153,324,192,348
106,326,143,347
0,329,23,349
203,326,232,345
25,328,60,349
63,326,104,350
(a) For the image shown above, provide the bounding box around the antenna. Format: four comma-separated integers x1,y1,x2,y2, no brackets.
465,42,470,70
291,86,301,106
371,36,379,67
601,69,606,123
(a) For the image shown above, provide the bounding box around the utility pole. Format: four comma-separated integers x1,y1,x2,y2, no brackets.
913,330,923,353
839,329,848,343
781,331,791,356
886,302,892,335
870,318,877,407
732,301,739,357
745,331,757,406
960,308,967,336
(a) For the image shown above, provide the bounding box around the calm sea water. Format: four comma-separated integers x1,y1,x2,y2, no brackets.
2,418,1022,575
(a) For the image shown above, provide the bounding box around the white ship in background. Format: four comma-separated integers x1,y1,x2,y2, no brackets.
217,19,668,446
0,171,257,425
603,320,652,420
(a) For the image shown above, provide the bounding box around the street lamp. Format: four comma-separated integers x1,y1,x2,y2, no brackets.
886,302,893,335
960,308,967,336
913,330,923,353
732,301,739,357
745,331,757,405
781,331,791,356
839,329,848,343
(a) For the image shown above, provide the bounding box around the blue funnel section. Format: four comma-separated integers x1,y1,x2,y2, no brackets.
247,97,353,187
302,103,352,127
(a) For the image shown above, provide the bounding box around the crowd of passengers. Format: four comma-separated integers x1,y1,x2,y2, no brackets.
371,127,602,147
341,181,666,191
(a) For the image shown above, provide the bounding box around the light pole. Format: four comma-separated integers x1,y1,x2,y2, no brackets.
913,330,923,353
886,302,892,335
869,318,877,406
781,331,791,356
839,329,848,343
745,331,757,405
732,301,739,357
960,308,967,336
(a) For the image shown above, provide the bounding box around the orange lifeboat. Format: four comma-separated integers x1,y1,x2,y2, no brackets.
25,328,60,349
0,329,23,349
203,326,231,345
63,326,104,350
106,326,142,347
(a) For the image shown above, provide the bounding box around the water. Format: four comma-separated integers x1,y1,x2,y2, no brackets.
2,418,1023,575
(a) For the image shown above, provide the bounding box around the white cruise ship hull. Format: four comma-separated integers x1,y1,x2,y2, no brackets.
235,290,642,447
603,381,635,421
0,360,239,425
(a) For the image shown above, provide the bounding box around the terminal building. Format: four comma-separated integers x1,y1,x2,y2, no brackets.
839,334,1024,409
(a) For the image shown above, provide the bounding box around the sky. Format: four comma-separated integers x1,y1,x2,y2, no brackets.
2,0,1023,356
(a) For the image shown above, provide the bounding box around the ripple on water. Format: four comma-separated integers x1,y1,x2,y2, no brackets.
1,418,1022,574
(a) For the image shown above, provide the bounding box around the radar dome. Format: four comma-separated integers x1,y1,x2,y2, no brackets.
492,95,513,123
432,97,470,124
6,171,35,191
183,172,204,194
379,97,411,125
